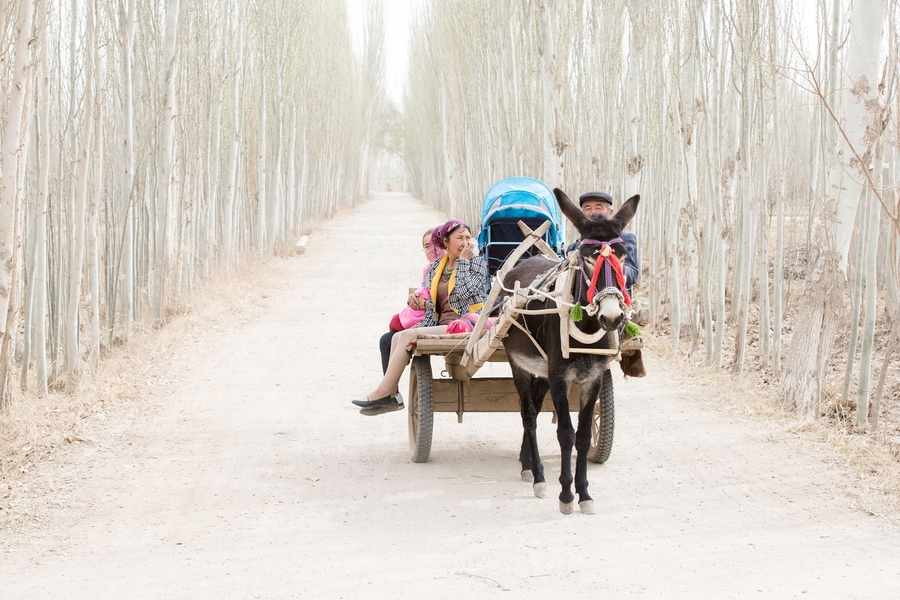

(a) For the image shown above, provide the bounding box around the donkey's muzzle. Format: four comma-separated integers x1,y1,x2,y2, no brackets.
598,311,625,331
596,296,625,331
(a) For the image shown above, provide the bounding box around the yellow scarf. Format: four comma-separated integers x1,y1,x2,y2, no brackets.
430,255,456,307
429,256,484,316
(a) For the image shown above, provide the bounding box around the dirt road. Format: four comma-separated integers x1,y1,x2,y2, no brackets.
1,194,898,599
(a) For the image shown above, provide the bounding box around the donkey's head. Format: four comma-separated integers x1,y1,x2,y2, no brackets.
554,188,640,331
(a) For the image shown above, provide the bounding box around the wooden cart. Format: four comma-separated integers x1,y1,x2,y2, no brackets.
406,221,637,464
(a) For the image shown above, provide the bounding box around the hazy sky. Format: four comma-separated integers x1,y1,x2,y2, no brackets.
347,0,415,107
346,0,826,109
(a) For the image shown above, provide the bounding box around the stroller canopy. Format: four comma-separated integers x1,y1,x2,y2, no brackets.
477,177,563,250
477,177,565,277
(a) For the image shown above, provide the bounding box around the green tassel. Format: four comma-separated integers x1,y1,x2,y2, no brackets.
570,303,583,322
624,320,641,338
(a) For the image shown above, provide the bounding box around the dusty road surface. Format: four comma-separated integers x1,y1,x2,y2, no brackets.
1,193,899,599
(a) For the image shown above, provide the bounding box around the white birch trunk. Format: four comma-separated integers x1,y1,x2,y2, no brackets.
89,83,103,371
153,0,180,324
780,0,887,415
33,40,50,396
623,7,643,199
539,0,563,188
440,85,455,216
297,106,308,229
20,120,38,391
206,83,222,276
0,0,36,404
66,0,96,386
841,192,867,409
855,153,883,428
286,102,297,235
257,67,267,255
120,0,136,330
223,0,244,260
772,82,785,374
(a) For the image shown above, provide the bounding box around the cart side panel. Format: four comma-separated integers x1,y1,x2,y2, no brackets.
431,377,582,413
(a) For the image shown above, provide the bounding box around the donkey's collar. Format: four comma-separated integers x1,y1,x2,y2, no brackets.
580,237,624,247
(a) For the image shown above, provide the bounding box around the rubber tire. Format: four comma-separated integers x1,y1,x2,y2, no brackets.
408,356,435,463
587,368,615,464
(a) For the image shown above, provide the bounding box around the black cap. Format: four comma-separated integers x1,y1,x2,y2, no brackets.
578,191,613,208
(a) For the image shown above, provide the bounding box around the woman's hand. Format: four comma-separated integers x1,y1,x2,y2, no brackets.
460,240,477,260
408,292,426,310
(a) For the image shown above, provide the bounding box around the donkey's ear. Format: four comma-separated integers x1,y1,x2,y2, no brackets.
612,194,640,228
554,188,587,231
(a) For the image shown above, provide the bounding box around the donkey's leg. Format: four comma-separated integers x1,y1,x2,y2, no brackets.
548,376,576,514
512,366,548,496
518,433,533,483
574,383,603,515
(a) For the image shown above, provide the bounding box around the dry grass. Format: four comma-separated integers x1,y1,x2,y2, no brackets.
0,256,292,500
646,330,900,522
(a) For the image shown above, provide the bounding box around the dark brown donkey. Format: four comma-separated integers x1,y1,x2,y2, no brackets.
501,188,639,514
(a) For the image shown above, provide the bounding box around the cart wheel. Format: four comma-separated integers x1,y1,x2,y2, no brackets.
587,368,615,464
408,356,434,463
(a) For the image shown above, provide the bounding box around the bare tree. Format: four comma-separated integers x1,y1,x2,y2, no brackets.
1,0,39,405
779,0,888,418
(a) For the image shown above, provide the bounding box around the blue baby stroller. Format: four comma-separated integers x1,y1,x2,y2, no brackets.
477,177,566,277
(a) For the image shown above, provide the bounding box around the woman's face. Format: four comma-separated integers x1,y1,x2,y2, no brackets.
445,226,472,258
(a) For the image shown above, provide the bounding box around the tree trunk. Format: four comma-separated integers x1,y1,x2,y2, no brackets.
539,0,564,188
33,38,50,396
779,0,886,414
0,0,37,406
856,157,882,428
66,0,96,387
120,0,136,332
223,0,244,261
257,66,267,255
152,0,181,325
89,79,103,371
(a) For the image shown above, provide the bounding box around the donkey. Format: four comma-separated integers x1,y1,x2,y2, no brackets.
500,188,639,514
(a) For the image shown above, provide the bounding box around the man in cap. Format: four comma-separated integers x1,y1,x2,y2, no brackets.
567,191,640,299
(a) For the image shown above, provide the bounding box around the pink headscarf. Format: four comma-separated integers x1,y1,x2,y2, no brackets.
430,219,469,251
424,230,446,263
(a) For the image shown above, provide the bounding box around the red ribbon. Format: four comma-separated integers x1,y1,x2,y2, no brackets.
587,247,631,307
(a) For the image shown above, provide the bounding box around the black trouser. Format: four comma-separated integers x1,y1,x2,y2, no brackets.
379,330,396,375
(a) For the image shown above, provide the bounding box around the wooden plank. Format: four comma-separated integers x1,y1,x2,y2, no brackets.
558,267,573,359
516,220,559,260
461,283,532,378
430,377,584,413
413,334,471,355
494,220,552,285
460,220,551,368
432,379,460,412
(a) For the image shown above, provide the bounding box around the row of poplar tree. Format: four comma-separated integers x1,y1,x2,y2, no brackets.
0,0,389,404
2,0,899,430
402,0,900,428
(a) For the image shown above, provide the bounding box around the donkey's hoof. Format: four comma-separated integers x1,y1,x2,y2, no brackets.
521,470,534,483
579,500,596,515
533,482,548,498
559,500,575,515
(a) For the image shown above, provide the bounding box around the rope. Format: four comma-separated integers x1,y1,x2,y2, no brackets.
509,317,548,361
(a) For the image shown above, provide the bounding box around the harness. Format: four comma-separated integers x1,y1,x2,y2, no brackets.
577,237,631,309
497,236,630,360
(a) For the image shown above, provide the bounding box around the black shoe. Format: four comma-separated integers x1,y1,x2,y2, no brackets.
351,391,404,408
359,396,405,416
351,394,381,407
